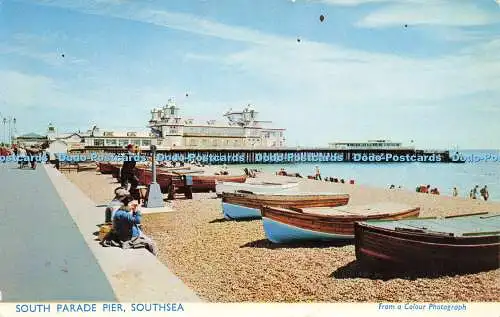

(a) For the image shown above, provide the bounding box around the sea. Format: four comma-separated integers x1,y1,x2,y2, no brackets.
234,150,500,202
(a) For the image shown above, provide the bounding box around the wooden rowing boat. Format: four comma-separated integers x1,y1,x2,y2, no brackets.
261,202,420,243
110,163,121,179
135,167,246,193
76,162,98,171
97,162,114,174
222,191,350,220
215,181,299,197
354,212,500,272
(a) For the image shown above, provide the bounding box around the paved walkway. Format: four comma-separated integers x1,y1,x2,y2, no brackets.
0,163,202,302
0,163,116,301
43,164,202,302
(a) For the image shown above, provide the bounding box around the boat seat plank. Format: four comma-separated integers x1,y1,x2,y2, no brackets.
302,202,416,217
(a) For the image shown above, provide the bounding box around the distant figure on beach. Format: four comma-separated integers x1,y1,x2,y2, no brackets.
277,168,287,176
244,168,256,178
430,188,440,195
220,164,229,175
103,193,158,255
418,185,430,193
471,185,479,199
340,179,345,184
315,165,321,180
389,184,395,189
480,185,489,201
452,187,458,197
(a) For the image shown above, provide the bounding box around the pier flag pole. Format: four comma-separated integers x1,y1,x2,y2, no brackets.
146,144,165,208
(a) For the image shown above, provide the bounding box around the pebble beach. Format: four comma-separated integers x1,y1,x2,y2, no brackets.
65,168,500,302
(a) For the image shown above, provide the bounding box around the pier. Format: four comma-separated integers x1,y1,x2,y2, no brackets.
70,147,463,164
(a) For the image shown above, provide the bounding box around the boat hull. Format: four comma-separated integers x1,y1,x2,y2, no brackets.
98,162,114,174
222,192,350,210
261,203,420,243
223,203,261,220
263,217,352,243
354,213,500,272
136,168,247,193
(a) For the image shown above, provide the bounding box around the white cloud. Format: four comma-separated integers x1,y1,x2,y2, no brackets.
357,1,500,27
0,32,89,66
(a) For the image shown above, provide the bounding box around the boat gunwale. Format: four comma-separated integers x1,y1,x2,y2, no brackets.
262,205,421,222
354,221,500,243
222,192,350,200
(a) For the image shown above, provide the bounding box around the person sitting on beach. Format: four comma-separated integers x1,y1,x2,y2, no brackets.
389,184,395,189
419,185,430,193
480,185,489,201
105,194,158,255
430,188,440,195
340,179,345,184
220,164,229,175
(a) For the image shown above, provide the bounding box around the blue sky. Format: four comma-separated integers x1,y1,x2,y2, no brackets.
0,0,499,149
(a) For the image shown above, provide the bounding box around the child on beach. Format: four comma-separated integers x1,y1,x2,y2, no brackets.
314,166,321,180
471,185,479,199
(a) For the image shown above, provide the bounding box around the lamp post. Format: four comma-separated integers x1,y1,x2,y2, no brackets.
11,117,16,145
2,117,6,145
8,117,11,146
146,144,165,208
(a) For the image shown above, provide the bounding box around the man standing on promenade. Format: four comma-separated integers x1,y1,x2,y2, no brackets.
121,144,139,200
480,186,489,201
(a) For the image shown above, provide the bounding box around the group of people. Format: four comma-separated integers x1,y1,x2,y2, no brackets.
276,168,302,178
466,185,489,201
324,177,347,183
416,184,440,195
12,144,42,169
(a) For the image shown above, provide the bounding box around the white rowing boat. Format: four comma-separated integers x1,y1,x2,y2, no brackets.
216,181,299,196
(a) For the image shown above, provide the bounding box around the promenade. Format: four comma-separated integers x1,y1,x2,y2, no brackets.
0,163,201,302
0,163,116,301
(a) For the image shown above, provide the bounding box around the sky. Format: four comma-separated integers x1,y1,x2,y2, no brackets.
0,0,499,149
